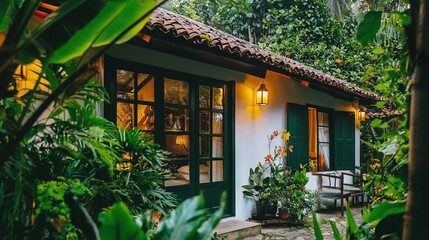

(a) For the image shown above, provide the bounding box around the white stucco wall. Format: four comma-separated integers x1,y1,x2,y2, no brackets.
106,44,361,220
233,71,360,219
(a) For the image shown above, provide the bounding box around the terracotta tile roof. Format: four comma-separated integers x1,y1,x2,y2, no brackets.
366,108,405,120
144,8,386,105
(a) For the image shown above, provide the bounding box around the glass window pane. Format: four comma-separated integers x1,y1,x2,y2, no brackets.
199,85,210,108
318,126,330,142
213,113,223,134
164,108,189,132
116,102,133,129
212,161,223,182
200,111,210,134
137,104,154,131
212,87,223,110
318,143,330,171
199,161,210,183
164,78,189,105
199,136,210,157
212,137,223,157
116,70,134,99
165,162,190,187
137,73,155,102
318,112,329,126
165,135,189,158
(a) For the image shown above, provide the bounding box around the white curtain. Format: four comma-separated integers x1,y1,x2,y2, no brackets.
318,127,330,170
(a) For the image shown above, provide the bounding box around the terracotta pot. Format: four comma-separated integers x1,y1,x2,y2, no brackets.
279,209,288,220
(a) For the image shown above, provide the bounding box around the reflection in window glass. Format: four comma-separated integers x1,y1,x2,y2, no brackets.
318,143,330,170
199,137,210,157
165,135,190,158
213,87,223,110
137,73,154,102
164,78,189,105
318,112,329,126
212,137,223,157
164,162,190,187
165,108,189,132
116,70,134,99
116,102,133,129
199,161,210,183
200,111,210,134
212,161,223,182
137,105,154,131
199,85,210,108
213,113,223,134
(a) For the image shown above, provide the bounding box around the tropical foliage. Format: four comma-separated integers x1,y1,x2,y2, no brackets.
0,0,185,238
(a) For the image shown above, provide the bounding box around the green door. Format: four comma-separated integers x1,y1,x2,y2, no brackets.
287,103,309,170
333,111,355,170
104,56,234,215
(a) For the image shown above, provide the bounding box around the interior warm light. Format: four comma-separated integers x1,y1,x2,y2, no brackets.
359,107,367,121
256,83,268,105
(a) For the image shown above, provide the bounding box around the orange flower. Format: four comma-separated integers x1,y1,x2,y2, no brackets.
264,154,273,163
335,59,342,64
288,145,294,152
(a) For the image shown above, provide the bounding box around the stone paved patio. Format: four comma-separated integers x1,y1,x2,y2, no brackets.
243,207,362,240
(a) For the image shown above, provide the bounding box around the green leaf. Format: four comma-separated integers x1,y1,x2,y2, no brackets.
92,0,157,47
370,119,382,127
153,193,209,240
99,202,147,240
357,11,382,46
375,101,386,108
312,212,324,240
346,204,358,237
378,122,389,129
375,83,387,91
19,0,156,64
196,192,226,239
329,220,342,240
362,207,370,222
0,0,15,32
367,201,406,223
372,47,384,54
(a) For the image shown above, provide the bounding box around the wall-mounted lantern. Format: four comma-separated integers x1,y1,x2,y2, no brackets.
359,107,367,121
256,83,269,105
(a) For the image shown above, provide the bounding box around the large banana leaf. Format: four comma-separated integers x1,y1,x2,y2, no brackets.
92,0,156,47
0,0,24,33
154,193,226,240
99,202,148,240
18,0,157,64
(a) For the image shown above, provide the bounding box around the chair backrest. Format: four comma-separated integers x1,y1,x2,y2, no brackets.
341,172,363,190
316,173,343,192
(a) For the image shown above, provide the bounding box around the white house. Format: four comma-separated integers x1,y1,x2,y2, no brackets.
101,9,384,220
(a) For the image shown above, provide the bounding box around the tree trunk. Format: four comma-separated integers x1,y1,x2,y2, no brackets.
403,0,429,238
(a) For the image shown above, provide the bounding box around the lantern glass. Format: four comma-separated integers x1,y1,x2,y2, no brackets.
256,84,268,105
359,110,366,121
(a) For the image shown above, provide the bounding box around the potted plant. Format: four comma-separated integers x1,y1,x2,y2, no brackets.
242,129,293,219
277,166,320,223
242,163,277,218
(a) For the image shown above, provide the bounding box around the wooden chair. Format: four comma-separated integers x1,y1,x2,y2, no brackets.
315,172,363,216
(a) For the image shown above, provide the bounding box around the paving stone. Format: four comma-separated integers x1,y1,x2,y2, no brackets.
243,207,362,240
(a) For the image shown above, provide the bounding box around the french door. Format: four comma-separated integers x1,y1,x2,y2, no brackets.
104,56,234,214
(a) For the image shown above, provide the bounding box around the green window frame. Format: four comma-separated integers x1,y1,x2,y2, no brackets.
104,56,235,215
287,103,355,171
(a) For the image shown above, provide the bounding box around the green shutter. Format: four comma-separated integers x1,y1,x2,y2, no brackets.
333,111,355,170
287,104,309,170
